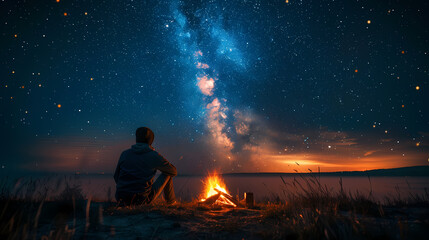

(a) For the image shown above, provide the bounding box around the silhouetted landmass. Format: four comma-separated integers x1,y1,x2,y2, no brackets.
221,165,429,177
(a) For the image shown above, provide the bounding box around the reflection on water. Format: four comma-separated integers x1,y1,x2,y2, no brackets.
74,175,428,202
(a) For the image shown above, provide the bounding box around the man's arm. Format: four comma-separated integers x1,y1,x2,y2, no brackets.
155,152,177,177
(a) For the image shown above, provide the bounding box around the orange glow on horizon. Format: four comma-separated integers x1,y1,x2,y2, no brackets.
259,151,422,173
26,134,427,174
24,120,426,175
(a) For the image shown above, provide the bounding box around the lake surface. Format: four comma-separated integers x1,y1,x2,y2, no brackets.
70,175,428,202
5,174,427,202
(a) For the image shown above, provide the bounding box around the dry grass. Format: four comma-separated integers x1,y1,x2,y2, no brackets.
255,170,429,239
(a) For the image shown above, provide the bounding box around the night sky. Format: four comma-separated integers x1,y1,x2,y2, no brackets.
1,0,428,176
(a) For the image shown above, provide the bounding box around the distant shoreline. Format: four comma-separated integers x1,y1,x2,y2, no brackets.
2,165,428,178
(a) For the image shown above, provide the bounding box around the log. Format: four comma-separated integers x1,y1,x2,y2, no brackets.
200,193,220,205
244,192,254,208
214,188,239,207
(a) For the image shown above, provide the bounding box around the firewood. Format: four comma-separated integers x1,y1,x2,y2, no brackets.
200,193,220,205
214,188,239,206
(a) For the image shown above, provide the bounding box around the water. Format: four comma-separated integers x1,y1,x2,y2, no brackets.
72,175,428,202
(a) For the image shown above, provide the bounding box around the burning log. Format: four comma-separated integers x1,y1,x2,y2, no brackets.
200,193,221,205
199,172,238,208
214,188,239,207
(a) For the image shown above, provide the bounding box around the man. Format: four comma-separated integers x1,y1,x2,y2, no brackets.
114,127,177,205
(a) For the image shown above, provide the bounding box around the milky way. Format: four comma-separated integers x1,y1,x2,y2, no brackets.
170,2,247,153
0,0,428,175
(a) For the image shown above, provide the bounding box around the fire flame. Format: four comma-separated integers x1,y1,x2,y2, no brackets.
200,172,236,207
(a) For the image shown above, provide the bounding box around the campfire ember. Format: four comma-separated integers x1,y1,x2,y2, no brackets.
199,172,238,207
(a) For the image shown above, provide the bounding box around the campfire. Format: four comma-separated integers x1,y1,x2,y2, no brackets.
199,172,238,207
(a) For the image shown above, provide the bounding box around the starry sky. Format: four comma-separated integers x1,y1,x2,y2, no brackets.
1,0,428,176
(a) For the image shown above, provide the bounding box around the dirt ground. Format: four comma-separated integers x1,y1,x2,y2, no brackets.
31,202,429,240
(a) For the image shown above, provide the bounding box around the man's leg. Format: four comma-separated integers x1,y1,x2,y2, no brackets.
149,174,176,204
162,176,176,203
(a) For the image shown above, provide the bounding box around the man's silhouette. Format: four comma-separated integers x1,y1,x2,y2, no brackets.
114,127,177,205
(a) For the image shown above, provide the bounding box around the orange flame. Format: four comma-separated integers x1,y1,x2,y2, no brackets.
200,172,236,207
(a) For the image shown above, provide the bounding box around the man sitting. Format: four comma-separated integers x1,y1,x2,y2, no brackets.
114,127,177,205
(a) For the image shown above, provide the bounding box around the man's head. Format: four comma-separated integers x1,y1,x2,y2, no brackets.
136,127,154,145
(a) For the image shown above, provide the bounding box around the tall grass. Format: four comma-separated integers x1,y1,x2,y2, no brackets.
0,175,89,239
257,168,429,239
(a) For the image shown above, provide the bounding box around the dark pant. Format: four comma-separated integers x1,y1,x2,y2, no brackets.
116,174,175,206
147,174,176,204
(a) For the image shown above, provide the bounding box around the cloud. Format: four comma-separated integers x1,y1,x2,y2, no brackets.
218,110,429,173
193,50,203,57
197,74,215,96
196,62,209,69
206,98,234,151
364,150,376,157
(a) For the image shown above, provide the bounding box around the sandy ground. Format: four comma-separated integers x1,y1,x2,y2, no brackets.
43,204,268,239
102,207,264,239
